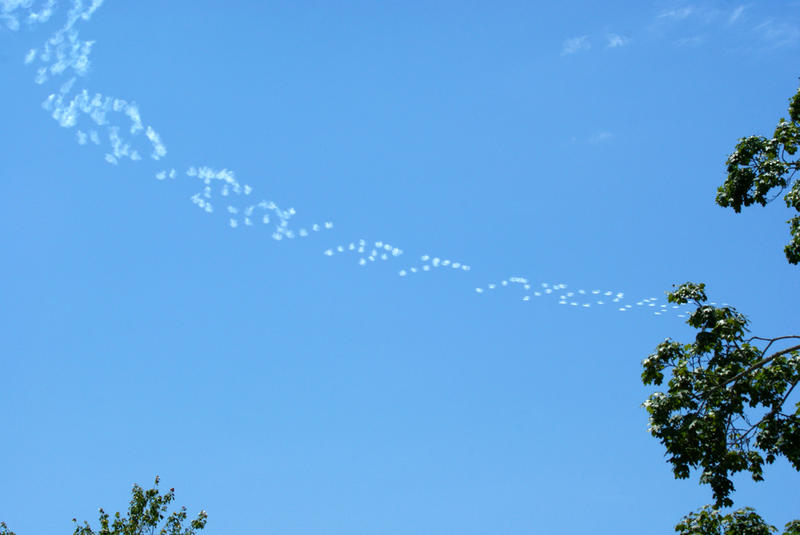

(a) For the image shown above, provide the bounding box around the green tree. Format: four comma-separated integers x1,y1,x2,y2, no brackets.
717,84,800,264
642,283,800,509
0,477,207,535
643,80,800,533
675,506,800,535
72,476,207,535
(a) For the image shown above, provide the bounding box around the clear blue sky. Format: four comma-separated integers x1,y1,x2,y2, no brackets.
1,1,798,533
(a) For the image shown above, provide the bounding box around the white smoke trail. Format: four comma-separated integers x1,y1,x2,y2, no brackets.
7,0,693,320
182,165,333,240
1,0,54,30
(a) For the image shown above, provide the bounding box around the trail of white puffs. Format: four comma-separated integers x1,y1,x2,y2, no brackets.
6,0,695,318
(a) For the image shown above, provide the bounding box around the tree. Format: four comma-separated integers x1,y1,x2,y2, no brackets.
643,81,800,532
642,283,800,508
717,84,800,264
0,477,207,535
675,506,800,535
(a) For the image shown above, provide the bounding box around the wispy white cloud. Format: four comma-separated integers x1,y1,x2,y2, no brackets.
648,3,797,51
658,6,694,21
561,35,591,56
755,19,800,49
571,131,614,145
606,33,629,48
588,131,614,144
728,5,745,24
675,35,705,47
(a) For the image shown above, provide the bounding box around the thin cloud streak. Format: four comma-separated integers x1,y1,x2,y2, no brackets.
728,5,745,24
675,35,704,47
658,6,694,20
646,3,800,51
755,19,800,49
561,35,591,55
588,131,614,144
606,33,629,48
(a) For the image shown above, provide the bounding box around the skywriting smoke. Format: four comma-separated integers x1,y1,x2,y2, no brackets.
4,0,693,318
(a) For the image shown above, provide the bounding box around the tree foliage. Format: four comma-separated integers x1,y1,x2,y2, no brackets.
648,83,800,529
0,477,207,535
71,477,207,535
717,83,800,264
675,505,800,535
642,282,800,508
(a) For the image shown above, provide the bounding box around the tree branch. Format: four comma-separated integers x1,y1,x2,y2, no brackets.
747,335,800,344
774,377,799,415
724,344,800,387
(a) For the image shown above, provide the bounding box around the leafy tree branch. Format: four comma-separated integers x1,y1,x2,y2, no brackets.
642,283,800,508
717,83,800,264
71,476,207,535
675,505,800,535
0,477,207,535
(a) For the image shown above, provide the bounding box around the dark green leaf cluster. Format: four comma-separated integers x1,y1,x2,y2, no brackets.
642,283,800,507
71,477,207,535
0,522,16,535
716,84,800,263
675,505,800,535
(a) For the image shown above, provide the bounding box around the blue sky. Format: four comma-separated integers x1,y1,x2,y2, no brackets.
1,1,799,533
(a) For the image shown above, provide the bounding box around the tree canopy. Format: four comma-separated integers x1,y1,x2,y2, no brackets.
71,477,207,535
675,506,800,535
0,477,207,535
717,84,800,264
642,282,800,507
645,80,800,533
